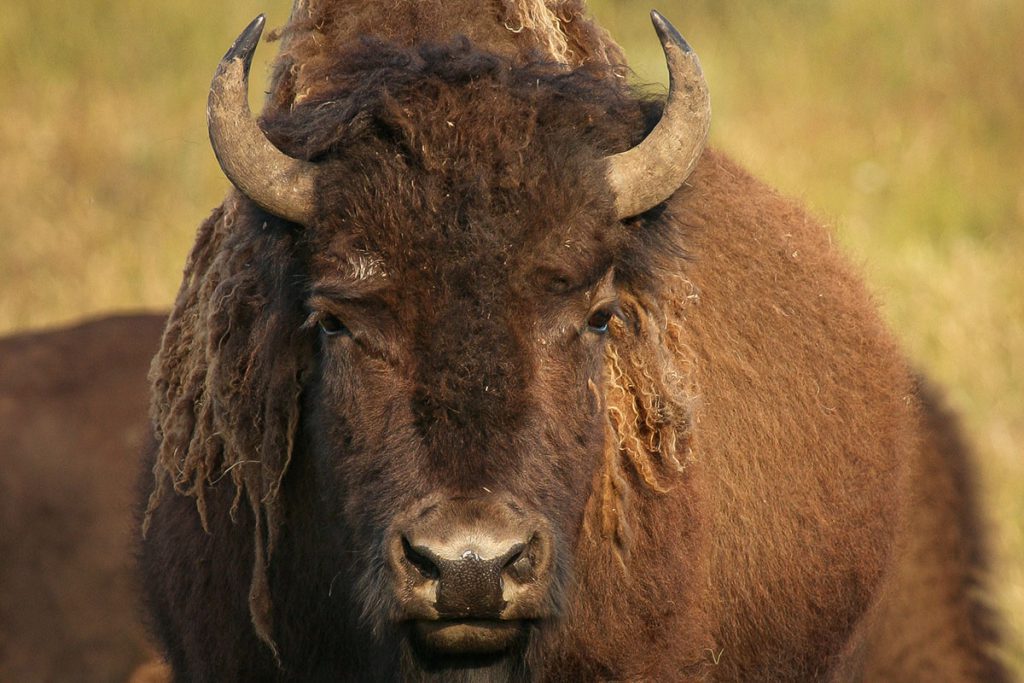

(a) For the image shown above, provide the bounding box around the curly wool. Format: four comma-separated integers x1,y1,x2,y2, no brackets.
593,290,697,558
143,195,307,655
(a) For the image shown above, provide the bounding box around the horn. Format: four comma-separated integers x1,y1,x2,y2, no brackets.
604,11,711,219
208,15,318,225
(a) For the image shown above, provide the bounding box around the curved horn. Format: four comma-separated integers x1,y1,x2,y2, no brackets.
208,15,318,225
605,11,711,219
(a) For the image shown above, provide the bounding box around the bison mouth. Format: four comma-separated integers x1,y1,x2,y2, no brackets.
411,618,526,656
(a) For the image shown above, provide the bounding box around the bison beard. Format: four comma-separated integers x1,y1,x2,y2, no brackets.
136,11,1006,683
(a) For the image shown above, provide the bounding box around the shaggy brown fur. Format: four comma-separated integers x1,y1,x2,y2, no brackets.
143,193,309,653
857,376,1010,682
137,4,1008,682
0,315,169,682
264,0,626,115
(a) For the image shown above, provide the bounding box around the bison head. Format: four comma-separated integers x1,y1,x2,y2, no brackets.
146,11,707,676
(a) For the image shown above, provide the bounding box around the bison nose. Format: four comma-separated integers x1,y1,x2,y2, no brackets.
401,536,536,618
390,498,554,622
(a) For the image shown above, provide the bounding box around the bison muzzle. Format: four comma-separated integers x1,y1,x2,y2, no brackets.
390,496,555,656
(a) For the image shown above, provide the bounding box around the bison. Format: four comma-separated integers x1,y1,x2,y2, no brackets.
0,315,168,682
134,5,1008,683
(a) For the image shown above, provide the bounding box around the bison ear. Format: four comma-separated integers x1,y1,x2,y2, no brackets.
603,11,710,219
208,15,320,225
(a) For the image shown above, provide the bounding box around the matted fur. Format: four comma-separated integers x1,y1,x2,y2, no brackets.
264,0,626,114
257,0,679,569
593,292,696,556
144,195,309,652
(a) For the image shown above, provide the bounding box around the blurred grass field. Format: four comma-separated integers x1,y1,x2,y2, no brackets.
1,0,1020,673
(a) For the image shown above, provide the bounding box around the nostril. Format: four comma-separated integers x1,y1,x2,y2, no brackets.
501,540,537,584
501,543,527,570
401,536,440,581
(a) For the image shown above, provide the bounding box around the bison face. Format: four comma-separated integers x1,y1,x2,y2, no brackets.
239,15,706,664
145,10,706,675
301,207,620,657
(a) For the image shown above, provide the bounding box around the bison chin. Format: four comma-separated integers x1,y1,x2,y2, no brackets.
396,620,540,683
412,619,525,655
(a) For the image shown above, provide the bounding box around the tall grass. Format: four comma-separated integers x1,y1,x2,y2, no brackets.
1,0,1020,673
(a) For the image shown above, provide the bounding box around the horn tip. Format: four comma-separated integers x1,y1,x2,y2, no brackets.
223,14,267,66
650,10,692,53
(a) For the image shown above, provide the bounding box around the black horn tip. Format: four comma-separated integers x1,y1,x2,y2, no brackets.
650,10,692,53
222,14,266,68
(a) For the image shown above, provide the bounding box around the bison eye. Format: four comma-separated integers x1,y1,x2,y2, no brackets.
318,314,349,337
586,308,614,334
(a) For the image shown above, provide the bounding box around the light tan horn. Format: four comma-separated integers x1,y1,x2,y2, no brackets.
604,11,711,219
208,15,318,225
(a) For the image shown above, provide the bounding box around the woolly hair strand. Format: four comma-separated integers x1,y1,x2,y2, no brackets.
591,290,697,560
143,194,306,656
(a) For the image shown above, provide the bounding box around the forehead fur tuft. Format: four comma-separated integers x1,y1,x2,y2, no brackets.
261,37,687,296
